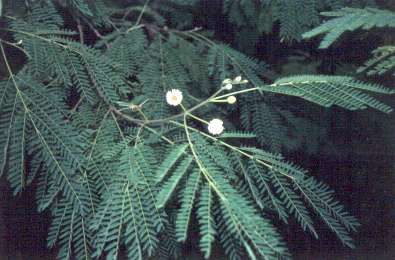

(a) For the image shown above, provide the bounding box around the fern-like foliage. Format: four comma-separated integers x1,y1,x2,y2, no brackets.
303,7,395,48
223,0,321,42
357,45,395,76
153,130,361,258
0,1,393,260
261,75,395,113
47,199,92,259
222,0,377,44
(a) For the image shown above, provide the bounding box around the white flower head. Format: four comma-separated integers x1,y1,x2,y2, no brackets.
208,118,224,135
224,83,233,90
166,89,183,106
227,96,237,104
234,76,242,83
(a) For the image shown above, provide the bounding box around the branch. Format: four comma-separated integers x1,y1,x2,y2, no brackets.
77,19,84,44
109,88,223,126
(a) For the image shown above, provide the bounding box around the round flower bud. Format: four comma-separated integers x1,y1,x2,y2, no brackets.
227,96,237,104
166,89,183,106
234,76,242,83
224,83,233,90
207,119,224,135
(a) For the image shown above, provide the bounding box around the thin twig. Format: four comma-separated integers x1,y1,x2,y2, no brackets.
126,24,145,33
109,87,223,125
70,96,84,114
77,19,84,44
79,16,111,49
112,99,295,181
0,38,31,59
135,0,151,26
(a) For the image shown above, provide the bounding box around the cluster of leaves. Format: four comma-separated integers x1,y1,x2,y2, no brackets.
0,0,393,260
358,46,395,76
303,7,395,77
222,0,377,45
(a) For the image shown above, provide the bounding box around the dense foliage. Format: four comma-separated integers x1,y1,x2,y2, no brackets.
0,0,394,259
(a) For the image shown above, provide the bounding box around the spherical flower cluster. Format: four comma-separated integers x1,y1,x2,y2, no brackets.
224,83,233,90
234,76,242,83
166,89,183,106
207,119,224,135
227,96,236,104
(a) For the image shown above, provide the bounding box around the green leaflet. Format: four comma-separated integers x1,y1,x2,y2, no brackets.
211,169,287,258
7,109,27,195
246,160,289,222
261,75,395,113
0,84,17,178
215,202,244,260
72,0,93,16
294,176,360,248
156,155,193,208
197,183,216,259
175,169,201,242
47,200,91,260
358,46,395,76
155,143,189,183
303,7,395,48
219,131,256,139
270,170,318,238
